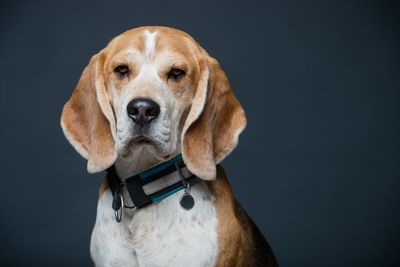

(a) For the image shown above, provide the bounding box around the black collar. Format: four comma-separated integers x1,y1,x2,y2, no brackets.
106,154,198,222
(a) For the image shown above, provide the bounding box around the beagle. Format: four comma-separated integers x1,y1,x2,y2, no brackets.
61,26,278,267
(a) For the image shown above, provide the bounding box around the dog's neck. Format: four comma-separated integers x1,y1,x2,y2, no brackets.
114,146,180,179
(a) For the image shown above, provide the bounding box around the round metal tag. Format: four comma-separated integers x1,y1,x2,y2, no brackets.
180,193,195,210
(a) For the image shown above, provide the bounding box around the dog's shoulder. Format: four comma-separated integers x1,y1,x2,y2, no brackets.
209,166,278,267
235,200,279,267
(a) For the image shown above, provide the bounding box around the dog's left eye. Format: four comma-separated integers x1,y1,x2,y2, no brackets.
167,68,186,80
114,65,130,78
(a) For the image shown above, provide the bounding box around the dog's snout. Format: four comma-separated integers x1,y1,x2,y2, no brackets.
127,98,160,125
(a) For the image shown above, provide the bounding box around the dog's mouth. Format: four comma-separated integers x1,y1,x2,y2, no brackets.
121,135,158,158
128,134,166,152
131,135,153,145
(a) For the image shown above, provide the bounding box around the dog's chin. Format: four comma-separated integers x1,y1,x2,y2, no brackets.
120,135,172,160
131,135,153,145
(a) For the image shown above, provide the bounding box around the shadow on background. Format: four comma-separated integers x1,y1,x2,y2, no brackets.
0,1,399,266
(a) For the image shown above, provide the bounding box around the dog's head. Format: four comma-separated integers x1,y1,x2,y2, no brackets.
61,26,246,180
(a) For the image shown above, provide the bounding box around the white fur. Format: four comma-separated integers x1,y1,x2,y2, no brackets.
144,30,157,57
90,29,219,266
90,167,218,267
108,50,186,163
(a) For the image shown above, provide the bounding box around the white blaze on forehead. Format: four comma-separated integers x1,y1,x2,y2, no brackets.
143,30,158,57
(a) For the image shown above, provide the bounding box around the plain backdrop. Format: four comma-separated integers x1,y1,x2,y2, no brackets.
1,1,399,266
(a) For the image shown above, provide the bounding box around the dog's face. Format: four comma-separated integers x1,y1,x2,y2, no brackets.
61,26,246,180
104,29,199,160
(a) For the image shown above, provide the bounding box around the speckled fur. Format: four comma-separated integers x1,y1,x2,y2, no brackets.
90,180,218,267
61,26,278,267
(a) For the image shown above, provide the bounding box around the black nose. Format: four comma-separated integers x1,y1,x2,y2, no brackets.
127,98,160,125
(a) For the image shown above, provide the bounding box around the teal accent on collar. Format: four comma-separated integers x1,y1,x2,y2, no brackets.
138,154,183,182
106,153,197,215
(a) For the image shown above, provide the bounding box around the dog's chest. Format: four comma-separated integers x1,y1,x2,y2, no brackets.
90,182,218,267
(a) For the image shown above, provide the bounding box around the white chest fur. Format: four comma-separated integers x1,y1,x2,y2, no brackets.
90,181,218,267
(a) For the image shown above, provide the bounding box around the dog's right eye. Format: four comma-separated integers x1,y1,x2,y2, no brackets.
114,65,130,78
167,68,186,80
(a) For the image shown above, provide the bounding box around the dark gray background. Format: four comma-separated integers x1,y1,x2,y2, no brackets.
1,1,399,266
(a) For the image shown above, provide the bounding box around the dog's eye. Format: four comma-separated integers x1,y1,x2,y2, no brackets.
114,65,130,78
167,68,185,80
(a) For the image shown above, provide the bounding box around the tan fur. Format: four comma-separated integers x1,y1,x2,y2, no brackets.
61,26,245,180
208,167,242,266
61,53,117,173
210,166,277,267
98,178,108,198
182,55,246,180
61,26,276,266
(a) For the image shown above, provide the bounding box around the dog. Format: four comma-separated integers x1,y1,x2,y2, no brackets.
61,26,278,267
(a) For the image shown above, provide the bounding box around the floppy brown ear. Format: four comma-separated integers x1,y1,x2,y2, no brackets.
182,56,247,180
60,52,117,173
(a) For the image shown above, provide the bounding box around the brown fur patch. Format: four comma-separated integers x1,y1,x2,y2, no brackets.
98,178,109,198
209,166,278,266
61,52,117,173
182,55,246,180
62,26,276,266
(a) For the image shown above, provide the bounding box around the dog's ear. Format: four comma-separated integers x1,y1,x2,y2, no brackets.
61,52,117,173
182,55,247,180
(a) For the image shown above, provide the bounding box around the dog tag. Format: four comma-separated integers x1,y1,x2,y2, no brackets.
180,191,194,210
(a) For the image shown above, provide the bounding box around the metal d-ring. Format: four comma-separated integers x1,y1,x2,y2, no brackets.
175,162,190,191
114,193,124,223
